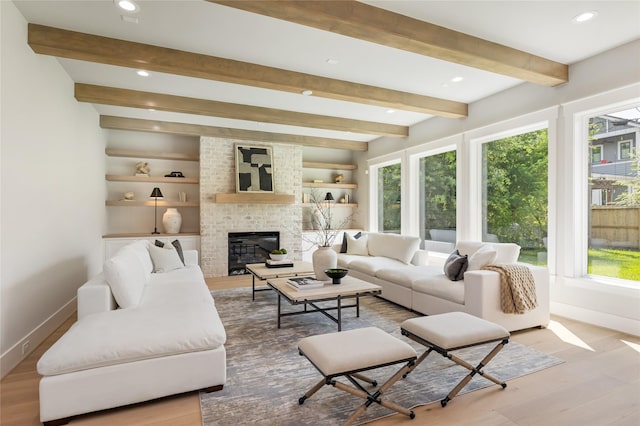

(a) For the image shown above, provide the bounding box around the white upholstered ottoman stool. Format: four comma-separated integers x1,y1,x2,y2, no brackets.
401,312,510,407
298,327,417,426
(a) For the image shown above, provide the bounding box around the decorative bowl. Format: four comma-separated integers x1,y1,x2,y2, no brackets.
269,253,287,261
324,268,349,284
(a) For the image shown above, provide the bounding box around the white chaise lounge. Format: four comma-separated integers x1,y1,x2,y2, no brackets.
37,240,227,425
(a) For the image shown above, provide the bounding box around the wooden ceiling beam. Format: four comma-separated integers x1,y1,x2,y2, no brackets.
76,84,407,137
99,115,369,151
28,23,466,118
212,0,568,87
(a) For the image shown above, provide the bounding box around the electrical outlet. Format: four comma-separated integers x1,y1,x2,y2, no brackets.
21,340,31,355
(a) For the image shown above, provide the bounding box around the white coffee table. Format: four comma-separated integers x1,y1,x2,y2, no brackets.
266,275,382,331
245,261,314,300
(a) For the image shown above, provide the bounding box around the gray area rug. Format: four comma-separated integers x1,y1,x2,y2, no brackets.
200,287,563,425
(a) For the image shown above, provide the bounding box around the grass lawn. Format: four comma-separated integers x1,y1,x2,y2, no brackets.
521,248,640,282
588,248,640,282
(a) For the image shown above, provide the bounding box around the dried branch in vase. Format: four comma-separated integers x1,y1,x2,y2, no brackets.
305,190,353,248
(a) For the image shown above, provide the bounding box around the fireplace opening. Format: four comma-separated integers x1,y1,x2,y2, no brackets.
228,231,280,275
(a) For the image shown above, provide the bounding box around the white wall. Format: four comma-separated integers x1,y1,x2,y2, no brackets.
365,39,640,335
1,2,107,377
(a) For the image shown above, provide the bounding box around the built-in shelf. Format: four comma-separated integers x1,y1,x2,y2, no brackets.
106,200,199,207
215,193,295,204
106,148,199,162
105,174,199,184
303,161,357,170
103,232,200,238
303,182,357,189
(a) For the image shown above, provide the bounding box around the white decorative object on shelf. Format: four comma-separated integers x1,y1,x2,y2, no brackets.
162,208,182,234
312,246,338,281
135,161,150,176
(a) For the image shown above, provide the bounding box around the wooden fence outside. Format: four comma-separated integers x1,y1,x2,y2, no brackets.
591,206,640,249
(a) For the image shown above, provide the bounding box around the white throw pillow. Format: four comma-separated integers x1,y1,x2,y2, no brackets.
491,243,521,263
126,240,153,280
149,243,184,273
103,253,148,308
346,233,369,256
467,245,498,270
367,233,420,264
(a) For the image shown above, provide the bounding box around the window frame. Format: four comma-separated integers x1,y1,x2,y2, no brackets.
368,153,403,234
591,144,604,163
567,92,640,286
618,139,632,160
406,136,461,255
476,125,550,250
465,109,555,272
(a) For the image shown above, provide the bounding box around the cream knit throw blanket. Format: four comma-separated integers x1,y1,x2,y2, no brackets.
482,264,538,314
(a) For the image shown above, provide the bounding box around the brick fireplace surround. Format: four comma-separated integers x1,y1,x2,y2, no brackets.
199,137,303,278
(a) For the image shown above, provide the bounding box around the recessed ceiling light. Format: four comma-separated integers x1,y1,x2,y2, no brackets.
573,11,597,23
386,109,396,114
301,90,313,96
451,76,464,83
116,0,139,12
136,70,149,77
326,58,339,65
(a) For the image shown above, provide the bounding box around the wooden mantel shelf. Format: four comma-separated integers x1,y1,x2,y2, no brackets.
215,193,295,204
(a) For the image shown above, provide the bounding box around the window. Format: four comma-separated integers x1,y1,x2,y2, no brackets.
587,107,640,282
618,140,632,160
377,162,402,233
591,145,603,163
419,150,457,253
481,128,548,265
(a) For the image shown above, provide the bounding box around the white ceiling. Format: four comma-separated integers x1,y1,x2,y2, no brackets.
13,0,640,144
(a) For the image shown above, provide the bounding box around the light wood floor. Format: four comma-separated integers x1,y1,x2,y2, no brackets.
2,275,639,426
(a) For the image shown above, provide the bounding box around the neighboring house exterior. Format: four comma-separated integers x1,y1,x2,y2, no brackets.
590,114,639,205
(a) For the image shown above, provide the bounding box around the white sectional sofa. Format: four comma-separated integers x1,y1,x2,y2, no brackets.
336,232,550,332
37,240,227,425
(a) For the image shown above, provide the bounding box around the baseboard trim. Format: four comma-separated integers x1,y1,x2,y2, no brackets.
1,297,76,379
551,302,640,337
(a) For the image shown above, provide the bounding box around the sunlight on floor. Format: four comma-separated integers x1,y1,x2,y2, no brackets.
548,320,595,351
621,339,640,353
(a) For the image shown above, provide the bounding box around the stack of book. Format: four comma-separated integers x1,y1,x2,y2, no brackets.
286,277,325,290
265,258,294,268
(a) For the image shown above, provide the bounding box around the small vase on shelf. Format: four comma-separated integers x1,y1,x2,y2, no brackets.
312,246,338,281
162,208,182,234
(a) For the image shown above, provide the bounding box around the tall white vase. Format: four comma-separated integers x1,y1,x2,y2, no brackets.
162,208,182,234
312,246,338,281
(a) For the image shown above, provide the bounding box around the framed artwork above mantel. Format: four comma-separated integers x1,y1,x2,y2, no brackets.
235,144,274,193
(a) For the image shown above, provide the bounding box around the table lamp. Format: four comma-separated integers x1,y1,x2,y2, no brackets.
150,187,164,234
